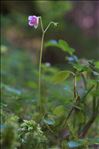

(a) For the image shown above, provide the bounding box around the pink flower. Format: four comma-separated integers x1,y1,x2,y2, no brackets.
28,15,39,28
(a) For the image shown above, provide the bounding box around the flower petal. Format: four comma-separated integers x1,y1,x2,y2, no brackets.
28,15,39,28
36,17,39,25
28,21,34,27
28,16,34,21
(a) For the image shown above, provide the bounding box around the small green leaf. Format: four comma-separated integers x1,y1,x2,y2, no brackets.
88,138,99,145
45,40,75,55
92,89,99,97
59,40,69,50
45,40,59,48
95,61,99,69
52,71,70,84
73,63,88,72
76,111,85,124
53,105,65,116
59,40,75,55
27,81,38,89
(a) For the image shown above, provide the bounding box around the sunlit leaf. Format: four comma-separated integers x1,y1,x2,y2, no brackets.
45,40,75,55
59,40,75,55
59,40,69,50
73,63,88,72
45,40,59,48
53,105,65,116
52,71,70,84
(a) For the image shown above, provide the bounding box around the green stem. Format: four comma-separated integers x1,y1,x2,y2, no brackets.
79,114,97,138
81,73,87,90
81,85,95,102
74,75,77,99
38,17,57,112
39,17,44,32
44,21,57,33
38,32,45,109
61,74,78,127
